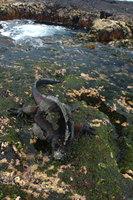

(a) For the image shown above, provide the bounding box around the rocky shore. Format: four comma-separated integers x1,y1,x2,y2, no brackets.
0,1,133,199
0,0,133,42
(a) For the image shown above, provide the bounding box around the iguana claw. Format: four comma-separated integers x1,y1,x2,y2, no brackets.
8,108,24,117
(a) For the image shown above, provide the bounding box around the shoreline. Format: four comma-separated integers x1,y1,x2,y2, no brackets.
0,0,133,42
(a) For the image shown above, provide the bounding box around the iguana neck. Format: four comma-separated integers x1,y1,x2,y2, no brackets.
32,78,61,105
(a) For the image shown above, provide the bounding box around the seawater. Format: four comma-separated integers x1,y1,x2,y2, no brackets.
0,19,76,48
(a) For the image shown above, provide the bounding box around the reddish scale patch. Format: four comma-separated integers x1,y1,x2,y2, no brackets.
74,123,84,137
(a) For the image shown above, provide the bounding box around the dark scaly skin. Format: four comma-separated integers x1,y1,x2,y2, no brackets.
9,78,94,160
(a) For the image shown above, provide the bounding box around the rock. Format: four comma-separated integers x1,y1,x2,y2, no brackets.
78,18,92,28
100,11,113,19
90,19,133,42
0,0,133,41
84,44,95,49
109,39,133,49
76,19,133,43
76,32,97,42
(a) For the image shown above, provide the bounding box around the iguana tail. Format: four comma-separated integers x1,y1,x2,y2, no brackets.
32,78,61,104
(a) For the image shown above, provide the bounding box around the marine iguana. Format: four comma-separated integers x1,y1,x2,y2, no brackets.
9,78,94,160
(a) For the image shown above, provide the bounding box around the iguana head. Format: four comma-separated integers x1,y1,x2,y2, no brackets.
53,146,69,160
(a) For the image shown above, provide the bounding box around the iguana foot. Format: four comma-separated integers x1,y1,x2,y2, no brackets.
80,123,95,136
8,108,24,117
75,123,95,137
71,106,80,113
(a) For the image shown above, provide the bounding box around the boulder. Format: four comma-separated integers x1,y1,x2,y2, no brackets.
90,19,133,42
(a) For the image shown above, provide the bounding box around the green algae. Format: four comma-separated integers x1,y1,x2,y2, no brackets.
41,101,133,199
0,184,37,200
118,125,133,171
0,61,133,199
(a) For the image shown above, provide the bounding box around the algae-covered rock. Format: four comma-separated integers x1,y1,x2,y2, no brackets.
58,101,133,199
118,124,133,171
76,32,97,42
77,19,133,43
90,19,133,42
1,96,133,199
109,39,133,49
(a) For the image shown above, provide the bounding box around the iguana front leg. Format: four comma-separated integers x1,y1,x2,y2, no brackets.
8,106,38,117
32,123,46,140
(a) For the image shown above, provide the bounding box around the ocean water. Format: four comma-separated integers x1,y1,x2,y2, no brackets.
0,19,76,48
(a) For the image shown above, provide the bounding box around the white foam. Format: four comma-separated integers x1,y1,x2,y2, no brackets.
0,19,74,48
0,20,71,40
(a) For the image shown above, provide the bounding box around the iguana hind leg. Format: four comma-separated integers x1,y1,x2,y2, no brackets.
8,106,38,117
